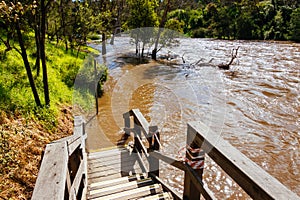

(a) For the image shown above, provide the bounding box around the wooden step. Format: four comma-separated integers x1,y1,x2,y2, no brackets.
88,178,154,199
88,173,124,183
88,154,137,167
88,165,143,179
89,173,148,190
89,184,163,200
88,148,129,160
138,192,174,200
88,159,139,173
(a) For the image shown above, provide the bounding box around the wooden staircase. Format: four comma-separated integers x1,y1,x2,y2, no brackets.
32,110,300,200
87,147,173,200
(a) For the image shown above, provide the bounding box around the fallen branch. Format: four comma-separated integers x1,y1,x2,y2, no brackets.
217,46,240,70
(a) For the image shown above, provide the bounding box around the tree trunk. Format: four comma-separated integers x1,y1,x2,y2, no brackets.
102,33,106,55
34,13,41,77
152,29,162,60
110,32,115,45
152,0,171,60
16,21,42,107
141,42,145,57
41,0,50,106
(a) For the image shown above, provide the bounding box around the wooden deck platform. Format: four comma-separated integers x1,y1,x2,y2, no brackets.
87,147,173,200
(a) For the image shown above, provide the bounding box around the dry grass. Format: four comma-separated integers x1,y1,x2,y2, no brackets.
0,106,73,200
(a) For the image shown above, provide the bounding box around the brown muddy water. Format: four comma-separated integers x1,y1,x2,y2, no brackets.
90,37,300,199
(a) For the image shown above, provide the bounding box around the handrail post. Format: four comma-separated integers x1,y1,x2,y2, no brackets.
183,125,205,200
133,115,142,153
149,126,160,177
123,112,131,136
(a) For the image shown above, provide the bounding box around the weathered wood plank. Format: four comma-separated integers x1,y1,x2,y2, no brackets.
88,153,138,164
69,159,84,199
88,149,128,158
68,136,82,156
185,163,217,200
88,178,153,199
123,112,131,135
32,142,68,200
88,173,124,183
188,121,300,200
88,160,139,174
88,156,138,169
89,173,148,190
136,134,149,157
89,165,143,179
135,148,148,173
149,151,185,171
138,192,173,200
52,134,77,144
150,175,181,200
92,183,163,200
131,109,150,137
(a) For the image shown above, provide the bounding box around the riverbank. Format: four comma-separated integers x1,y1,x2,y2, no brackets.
0,106,73,199
0,40,107,199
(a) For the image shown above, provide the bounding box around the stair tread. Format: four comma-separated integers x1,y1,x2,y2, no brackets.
138,192,174,200
88,183,163,200
89,173,148,190
88,148,129,160
88,178,154,199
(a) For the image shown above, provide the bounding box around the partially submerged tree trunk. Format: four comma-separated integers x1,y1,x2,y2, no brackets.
218,47,239,70
152,0,171,60
16,21,42,107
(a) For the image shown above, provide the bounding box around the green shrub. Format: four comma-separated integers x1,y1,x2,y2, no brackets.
0,41,107,126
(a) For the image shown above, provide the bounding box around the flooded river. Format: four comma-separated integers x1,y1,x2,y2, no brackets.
90,36,300,199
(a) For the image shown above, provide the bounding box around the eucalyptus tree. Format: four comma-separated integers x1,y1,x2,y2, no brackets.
0,1,42,107
127,0,159,57
290,8,300,41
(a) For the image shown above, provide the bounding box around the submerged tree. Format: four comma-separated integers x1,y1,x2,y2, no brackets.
127,0,159,57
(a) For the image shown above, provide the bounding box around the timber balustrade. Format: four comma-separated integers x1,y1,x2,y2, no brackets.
32,116,87,200
124,109,300,200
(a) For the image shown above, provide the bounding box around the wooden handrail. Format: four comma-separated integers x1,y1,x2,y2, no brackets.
150,150,216,200
124,109,300,200
32,116,87,200
187,121,300,200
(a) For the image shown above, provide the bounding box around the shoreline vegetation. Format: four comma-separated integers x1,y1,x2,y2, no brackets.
0,40,106,199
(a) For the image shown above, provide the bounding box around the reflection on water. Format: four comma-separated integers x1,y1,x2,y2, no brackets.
92,37,300,198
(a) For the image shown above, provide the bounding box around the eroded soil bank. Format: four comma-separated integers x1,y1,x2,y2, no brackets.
0,106,73,199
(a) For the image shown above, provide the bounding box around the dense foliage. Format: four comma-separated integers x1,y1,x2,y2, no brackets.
165,0,300,41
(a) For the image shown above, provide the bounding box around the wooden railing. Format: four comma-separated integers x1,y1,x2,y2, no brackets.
32,116,87,200
124,109,300,200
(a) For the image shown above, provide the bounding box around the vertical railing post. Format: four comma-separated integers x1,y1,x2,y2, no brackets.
149,126,159,177
133,116,142,153
121,112,132,176
123,112,131,136
183,125,205,200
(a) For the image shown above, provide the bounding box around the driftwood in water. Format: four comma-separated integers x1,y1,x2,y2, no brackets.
217,46,240,70
181,46,240,70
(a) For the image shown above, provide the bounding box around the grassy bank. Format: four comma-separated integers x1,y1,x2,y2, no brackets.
0,41,106,199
